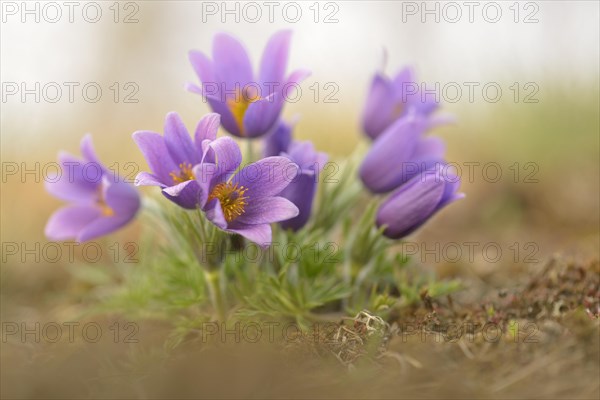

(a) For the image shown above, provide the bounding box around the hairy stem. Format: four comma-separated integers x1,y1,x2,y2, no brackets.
205,270,226,321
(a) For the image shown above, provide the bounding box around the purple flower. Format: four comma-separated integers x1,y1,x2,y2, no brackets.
263,119,292,158
193,137,300,247
362,66,439,140
359,112,446,194
187,30,310,138
133,112,221,209
280,141,328,231
45,135,140,242
376,164,464,239
264,121,327,231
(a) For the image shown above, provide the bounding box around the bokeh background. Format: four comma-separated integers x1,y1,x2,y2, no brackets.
2,0,598,267
1,0,599,397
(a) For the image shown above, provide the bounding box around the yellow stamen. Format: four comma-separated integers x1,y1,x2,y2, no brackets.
96,186,115,217
391,102,404,119
207,182,249,222
169,162,195,184
99,202,114,217
226,87,260,136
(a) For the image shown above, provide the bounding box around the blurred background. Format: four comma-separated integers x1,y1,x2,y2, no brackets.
1,0,599,396
2,0,598,263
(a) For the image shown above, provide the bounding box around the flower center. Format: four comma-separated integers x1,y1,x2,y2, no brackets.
226,87,260,136
391,102,405,119
96,186,114,217
207,182,249,222
169,162,195,184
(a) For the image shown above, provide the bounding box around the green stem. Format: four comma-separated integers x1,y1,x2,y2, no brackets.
245,139,254,163
196,209,208,243
205,270,226,321
341,248,354,311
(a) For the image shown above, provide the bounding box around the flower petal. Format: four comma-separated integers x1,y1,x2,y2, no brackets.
103,178,141,217
45,205,102,241
263,120,292,157
278,173,316,231
212,33,254,95
287,141,328,172
193,162,224,207
392,66,438,114
185,82,203,95
437,172,465,210
413,136,446,160
232,156,299,200
205,198,228,230
362,73,396,140
196,137,243,207
391,137,447,185
243,92,284,138
189,50,215,83
234,196,298,225
162,180,203,209
77,214,135,243
187,87,245,138
359,114,427,193
79,134,105,172
409,84,439,115
164,112,199,165
134,171,165,187
259,30,291,88
45,152,100,203
391,66,416,99
376,173,446,239
228,223,272,248
205,95,243,137
194,113,221,154
207,137,242,177
132,130,178,184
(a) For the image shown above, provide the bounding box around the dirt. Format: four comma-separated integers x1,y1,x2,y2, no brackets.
2,257,598,399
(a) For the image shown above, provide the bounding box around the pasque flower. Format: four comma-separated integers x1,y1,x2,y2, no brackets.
264,121,327,231
359,112,446,194
133,112,221,209
362,66,439,140
193,136,300,247
263,119,292,159
187,30,310,138
45,135,140,242
376,164,464,239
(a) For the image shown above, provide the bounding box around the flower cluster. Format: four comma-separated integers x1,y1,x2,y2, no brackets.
131,31,322,246
360,68,464,239
44,31,463,250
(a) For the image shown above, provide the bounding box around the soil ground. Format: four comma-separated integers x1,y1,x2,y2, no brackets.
2,256,598,399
